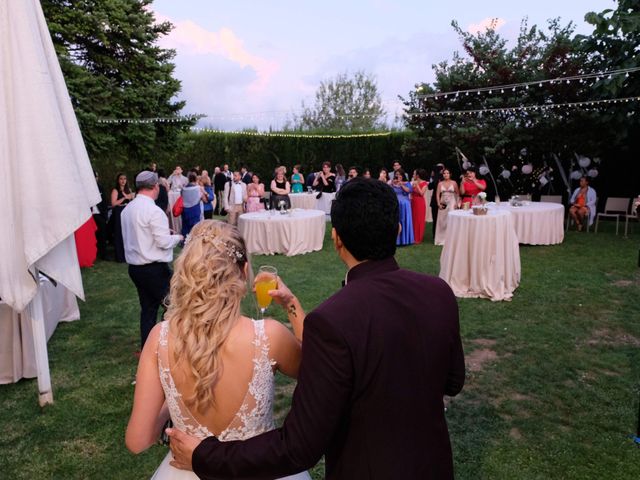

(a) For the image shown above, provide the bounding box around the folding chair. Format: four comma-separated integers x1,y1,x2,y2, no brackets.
595,197,630,235
624,202,639,237
540,195,562,204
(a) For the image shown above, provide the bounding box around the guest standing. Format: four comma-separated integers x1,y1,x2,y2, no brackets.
181,172,205,237
460,167,487,207
213,167,228,216
313,161,336,194
246,174,266,212
291,165,305,193
411,169,429,244
428,163,444,238
92,171,108,260
110,173,134,262
362,168,371,179
334,164,347,191
223,171,248,226
121,171,182,349
155,168,169,214
270,166,291,210
391,169,414,245
305,166,317,190
168,166,188,191
434,169,460,246
201,175,215,220
378,168,389,183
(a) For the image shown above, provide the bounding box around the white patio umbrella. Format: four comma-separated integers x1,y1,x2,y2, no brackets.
0,0,100,404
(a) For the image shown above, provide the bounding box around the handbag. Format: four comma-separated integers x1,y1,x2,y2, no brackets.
172,196,184,217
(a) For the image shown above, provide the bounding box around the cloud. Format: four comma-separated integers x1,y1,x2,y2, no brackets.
467,17,507,34
154,12,279,92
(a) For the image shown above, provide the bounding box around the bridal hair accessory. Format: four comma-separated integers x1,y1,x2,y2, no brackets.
184,231,246,262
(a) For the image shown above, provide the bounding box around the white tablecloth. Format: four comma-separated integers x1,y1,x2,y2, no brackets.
289,193,317,210
315,192,336,215
494,202,564,245
238,209,326,256
168,190,182,234
0,276,80,384
439,209,520,301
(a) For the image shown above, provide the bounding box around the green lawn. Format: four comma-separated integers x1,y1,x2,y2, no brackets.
1,220,639,479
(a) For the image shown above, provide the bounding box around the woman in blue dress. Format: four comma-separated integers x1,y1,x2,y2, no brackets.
391,169,414,245
181,172,205,236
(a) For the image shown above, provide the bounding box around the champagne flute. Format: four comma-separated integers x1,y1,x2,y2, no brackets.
255,265,277,319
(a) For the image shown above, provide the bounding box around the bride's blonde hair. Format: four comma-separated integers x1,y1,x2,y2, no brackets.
166,220,248,414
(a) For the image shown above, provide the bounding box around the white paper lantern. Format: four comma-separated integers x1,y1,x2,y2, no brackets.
538,175,549,186
520,148,528,156
578,156,591,168
479,165,490,176
570,170,583,180
521,164,533,175
500,169,511,179
462,161,471,170
587,168,599,178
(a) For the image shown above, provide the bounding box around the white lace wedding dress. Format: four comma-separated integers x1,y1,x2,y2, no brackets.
151,320,310,479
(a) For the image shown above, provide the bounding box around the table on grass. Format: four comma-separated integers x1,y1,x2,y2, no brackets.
494,201,565,245
0,276,79,384
238,209,326,256
289,192,318,210
439,209,520,301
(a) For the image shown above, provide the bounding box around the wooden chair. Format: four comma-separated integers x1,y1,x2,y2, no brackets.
595,197,631,235
624,203,639,237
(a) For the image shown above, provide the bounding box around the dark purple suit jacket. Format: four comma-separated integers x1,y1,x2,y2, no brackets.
193,257,465,479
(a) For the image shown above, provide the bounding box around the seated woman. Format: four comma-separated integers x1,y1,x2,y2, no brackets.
181,172,206,236
270,166,291,210
569,176,597,231
290,165,305,194
246,173,266,212
434,168,460,246
313,161,336,194
391,169,414,245
459,167,486,207
126,220,309,480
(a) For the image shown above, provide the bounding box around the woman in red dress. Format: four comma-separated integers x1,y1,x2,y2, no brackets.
410,169,429,243
459,167,487,206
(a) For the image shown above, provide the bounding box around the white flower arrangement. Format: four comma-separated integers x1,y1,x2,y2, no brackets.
477,192,487,201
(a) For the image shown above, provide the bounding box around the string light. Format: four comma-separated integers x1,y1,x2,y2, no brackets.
97,114,205,124
189,129,393,139
417,67,640,99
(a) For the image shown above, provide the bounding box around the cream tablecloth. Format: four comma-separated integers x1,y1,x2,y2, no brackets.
494,202,564,245
0,276,80,384
289,193,317,210
238,209,326,256
315,192,336,215
439,209,520,301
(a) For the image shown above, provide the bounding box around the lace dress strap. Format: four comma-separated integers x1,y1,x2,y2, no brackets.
157,321,213,439
218,319,276,441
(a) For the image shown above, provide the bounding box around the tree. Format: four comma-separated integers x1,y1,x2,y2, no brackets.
41,0,192,175
294,71,386,131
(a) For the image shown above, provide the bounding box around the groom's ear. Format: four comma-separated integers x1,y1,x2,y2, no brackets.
331,228,343,251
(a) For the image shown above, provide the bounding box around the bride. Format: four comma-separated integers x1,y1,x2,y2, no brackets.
125,220,310,479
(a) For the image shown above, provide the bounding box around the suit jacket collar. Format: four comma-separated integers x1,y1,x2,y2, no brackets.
345,257,399,285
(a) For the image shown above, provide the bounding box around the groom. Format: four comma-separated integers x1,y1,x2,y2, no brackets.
168,178,465,479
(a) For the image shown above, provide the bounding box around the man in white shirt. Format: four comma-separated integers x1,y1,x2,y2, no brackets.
121,171,183,349
223,171,247,226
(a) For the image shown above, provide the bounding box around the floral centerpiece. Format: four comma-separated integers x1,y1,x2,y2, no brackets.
472,192,488,215
278,200,287,214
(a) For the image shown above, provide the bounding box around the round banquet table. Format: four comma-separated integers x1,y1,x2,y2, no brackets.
494,202,564,245
315,192,336,215
289,193,317,210
439,209,520,301
238,209,326,256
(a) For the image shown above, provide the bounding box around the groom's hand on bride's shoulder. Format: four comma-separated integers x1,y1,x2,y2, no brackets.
166,428,200,471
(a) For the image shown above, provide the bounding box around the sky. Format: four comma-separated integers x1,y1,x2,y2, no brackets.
150,0,615,131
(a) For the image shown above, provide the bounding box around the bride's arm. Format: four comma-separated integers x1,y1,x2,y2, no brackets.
125,325,169,454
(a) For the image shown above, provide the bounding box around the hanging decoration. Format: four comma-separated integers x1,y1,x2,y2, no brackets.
190,128,393,139
97,114,205,124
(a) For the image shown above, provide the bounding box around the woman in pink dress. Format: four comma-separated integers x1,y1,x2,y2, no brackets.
245,174,265,212
410,169,429,243
459,167,487,207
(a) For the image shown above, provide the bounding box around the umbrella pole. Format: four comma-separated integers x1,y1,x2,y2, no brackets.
26,287,54,406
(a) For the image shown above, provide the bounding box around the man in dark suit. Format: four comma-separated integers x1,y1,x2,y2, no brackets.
429,163,445,237
167,178,465,479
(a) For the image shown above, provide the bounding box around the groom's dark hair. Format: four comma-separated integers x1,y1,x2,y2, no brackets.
331,178,398,261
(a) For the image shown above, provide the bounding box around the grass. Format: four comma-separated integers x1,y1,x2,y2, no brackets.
1,218,639,479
